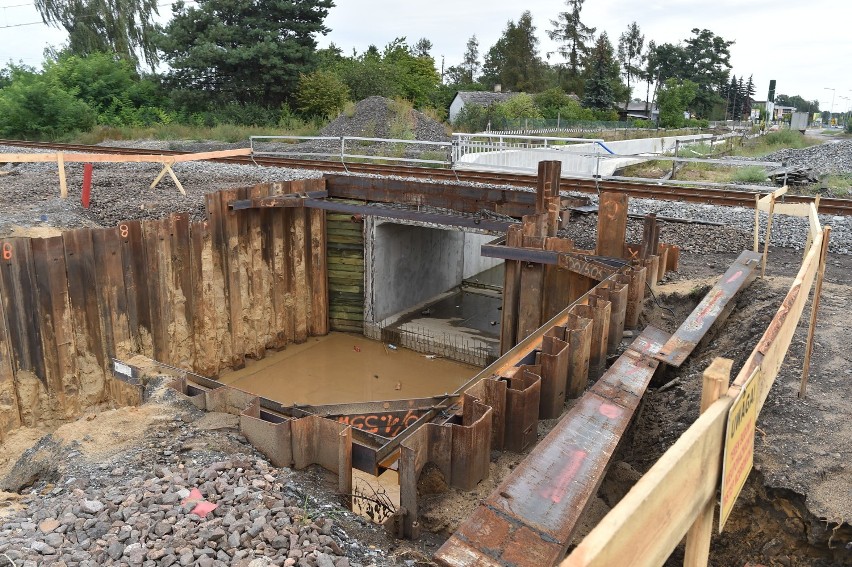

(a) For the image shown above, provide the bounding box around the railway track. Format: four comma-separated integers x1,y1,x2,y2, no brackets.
2,138,850,216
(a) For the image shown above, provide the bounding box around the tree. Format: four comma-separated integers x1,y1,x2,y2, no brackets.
461,35,481,84
0,66,96,138
295,70,349,118
682,28,734,118
657,78,697,128
157,0,334,109
582,33,621,111
482,11,546,92
412,38,433,58
743,74,755,118
548,0,596,79
617,22,644,107
34,0,159,69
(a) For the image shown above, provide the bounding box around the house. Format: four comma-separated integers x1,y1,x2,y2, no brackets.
773,105,797,121
449,91,520,123
616,101,658,121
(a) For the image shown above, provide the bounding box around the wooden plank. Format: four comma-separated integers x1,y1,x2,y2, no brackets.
0,239,41,377
596,193,628,259
800,226,830,398
291,207,309,343
0,274,22,435
683,358,729,567
245,185,270,358
309,207,329,336
168,213,195,369
562,399,730,567
205,192,238,369
63,229,108,404
92,228,132,360
0,148,252,164
118,220,152,356
189,220,214,375
516,234,546,342
141,220,169,363
219,189,246,367
31,237,74,415
543,237,573,321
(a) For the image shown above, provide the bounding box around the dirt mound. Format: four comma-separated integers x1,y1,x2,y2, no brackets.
320,96,450,143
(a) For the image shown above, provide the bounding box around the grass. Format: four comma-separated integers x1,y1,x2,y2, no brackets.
65,121,322,145
820,173,852,196
730,166,768,184
387,97,416,141
734,130,819,158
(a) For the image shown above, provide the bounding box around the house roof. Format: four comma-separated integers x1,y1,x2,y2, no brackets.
455,91,520,106
617,101,657,112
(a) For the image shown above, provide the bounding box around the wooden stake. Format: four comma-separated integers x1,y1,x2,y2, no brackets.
760,192,776,277
799,226,831,398
150,161,186,195
57,152,68,199
752,194,760,253
683,357,731,567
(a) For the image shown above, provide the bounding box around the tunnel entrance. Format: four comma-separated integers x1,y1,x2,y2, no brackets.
364,220,504,366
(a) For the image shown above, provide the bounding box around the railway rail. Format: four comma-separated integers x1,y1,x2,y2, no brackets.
2,138,850,216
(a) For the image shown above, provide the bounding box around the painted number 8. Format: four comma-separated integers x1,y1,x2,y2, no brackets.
2,243,11,261
119,224,129,238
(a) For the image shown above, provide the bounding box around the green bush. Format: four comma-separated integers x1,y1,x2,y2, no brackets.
296,70,349,119
0,68,96,138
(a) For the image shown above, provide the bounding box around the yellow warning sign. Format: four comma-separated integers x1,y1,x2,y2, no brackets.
720,367,761,531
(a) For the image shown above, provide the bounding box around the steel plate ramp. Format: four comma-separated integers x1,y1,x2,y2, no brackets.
653,250,761,367
433,325,670,567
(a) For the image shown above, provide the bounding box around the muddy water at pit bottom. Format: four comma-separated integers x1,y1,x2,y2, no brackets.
218,332,478,405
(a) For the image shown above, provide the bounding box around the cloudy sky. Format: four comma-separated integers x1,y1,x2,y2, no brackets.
2,0,850,112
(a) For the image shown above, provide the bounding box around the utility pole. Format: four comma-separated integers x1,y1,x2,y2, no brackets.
824,87,836,125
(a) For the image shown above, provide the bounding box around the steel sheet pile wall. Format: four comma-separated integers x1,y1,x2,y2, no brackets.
167,375,352,494
0,179,328,440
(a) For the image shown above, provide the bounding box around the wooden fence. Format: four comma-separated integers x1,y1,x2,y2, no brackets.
562,195,829,566
0,179,328,439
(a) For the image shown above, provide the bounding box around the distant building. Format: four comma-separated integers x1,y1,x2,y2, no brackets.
773,105,797,121
616,101,658,121
449,91,520,123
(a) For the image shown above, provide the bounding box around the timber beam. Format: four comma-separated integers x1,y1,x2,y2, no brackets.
229,196,516,232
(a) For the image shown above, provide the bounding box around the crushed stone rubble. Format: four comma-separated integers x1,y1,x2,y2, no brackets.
570,193,850,256
757,139,852,176
0,407,395,566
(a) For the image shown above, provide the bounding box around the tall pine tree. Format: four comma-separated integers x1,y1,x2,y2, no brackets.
158,0,334,108
548,0,596,90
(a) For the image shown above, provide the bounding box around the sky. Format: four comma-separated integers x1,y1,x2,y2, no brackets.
2,0,851,113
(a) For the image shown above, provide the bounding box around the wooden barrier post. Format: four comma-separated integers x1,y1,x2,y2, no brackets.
57,152,68,199
752,194,760,253
683,357,731,567
760,192,776,277
799,226,831,398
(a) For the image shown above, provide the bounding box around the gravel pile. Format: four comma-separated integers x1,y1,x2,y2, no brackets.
759,139,852,176
0,382,395,567
320,97,449,143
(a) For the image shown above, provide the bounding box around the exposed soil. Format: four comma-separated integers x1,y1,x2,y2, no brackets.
623,248,852,566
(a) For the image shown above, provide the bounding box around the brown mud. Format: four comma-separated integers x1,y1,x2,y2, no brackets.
218,332,478,406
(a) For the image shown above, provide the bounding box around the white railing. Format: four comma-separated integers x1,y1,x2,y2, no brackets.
250,136,453,167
